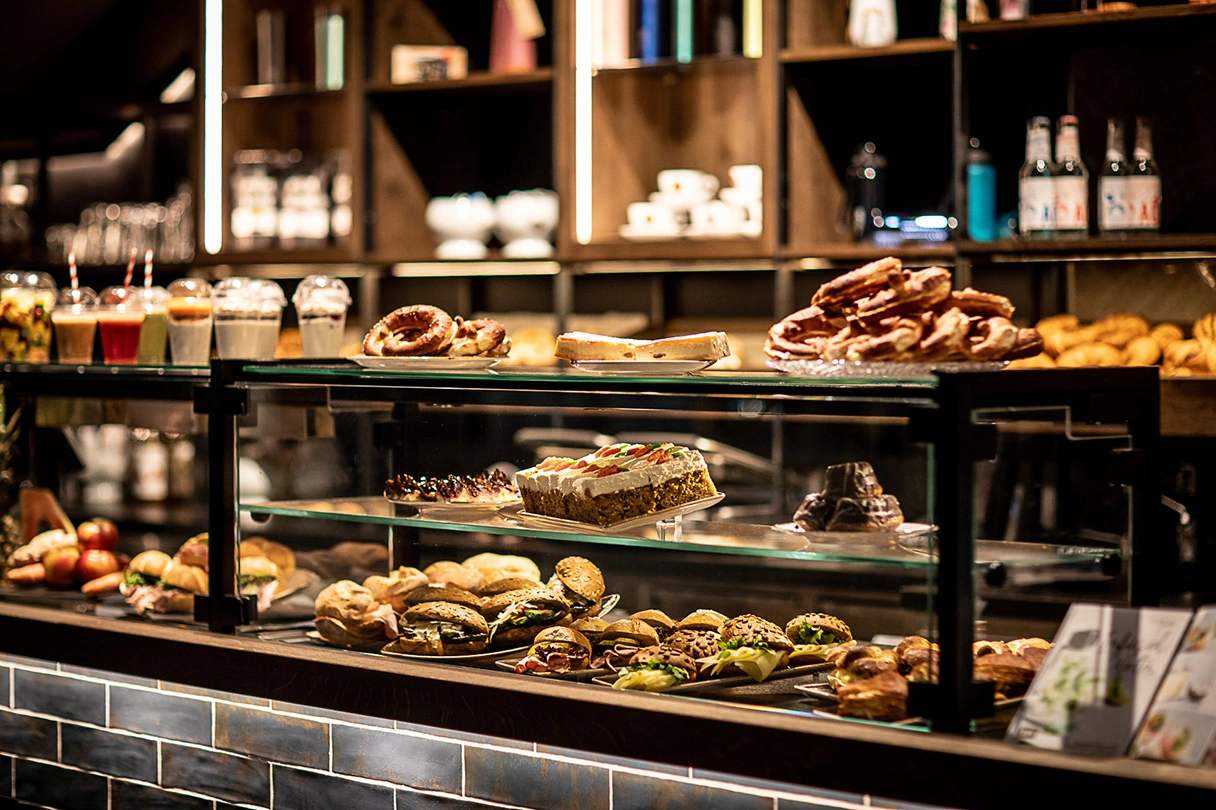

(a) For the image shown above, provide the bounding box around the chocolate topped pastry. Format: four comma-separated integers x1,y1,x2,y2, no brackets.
793,462,903,533
823,462,883,499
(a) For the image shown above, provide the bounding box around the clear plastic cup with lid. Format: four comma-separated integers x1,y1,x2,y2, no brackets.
52,287,99,364
212,277,287,360
167,278,214,366
0,271,57,363
292,275,352,357
133,286,171,365
96,286,146,365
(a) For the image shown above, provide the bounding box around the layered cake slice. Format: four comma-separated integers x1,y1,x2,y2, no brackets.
516,443,718,527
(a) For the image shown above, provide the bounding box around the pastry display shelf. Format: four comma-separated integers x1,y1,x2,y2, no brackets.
365,69,554,96
958,2,1216,41
0,362,209,400
238,496,1118,573
957,235,1216,263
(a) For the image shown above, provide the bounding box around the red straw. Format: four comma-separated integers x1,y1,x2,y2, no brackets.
123,248,137,291
143,249,153,290
68,250,78,291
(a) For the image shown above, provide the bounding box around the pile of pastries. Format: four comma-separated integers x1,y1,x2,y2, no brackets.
1021,311,1216,375
312,553,607,654
792,461,903,532
766,258,1043,364
362,304,510,358
824,635,1052,721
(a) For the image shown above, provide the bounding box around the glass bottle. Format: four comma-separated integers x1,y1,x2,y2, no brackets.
1128,117,1161,232
1098,118,1131,236
1053,115,1089,238
1019,116,1056,239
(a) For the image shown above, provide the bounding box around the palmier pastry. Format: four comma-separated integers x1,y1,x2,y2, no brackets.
855,267,952,325
765,305,841,359
919,307,970,359
845,317,923,361
447,317,508,356
947,288,1015,319
810,257,903,312
364,305,457,357
968,317,1019,360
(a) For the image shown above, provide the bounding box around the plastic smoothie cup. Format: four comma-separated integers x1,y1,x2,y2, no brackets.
213,278,286,360
167,278,214,366
97,287,146,365
52,287,99,364
292,275,351,358
135,286,170,364
0,271,57,363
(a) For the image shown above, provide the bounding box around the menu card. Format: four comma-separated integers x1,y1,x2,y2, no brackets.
1006,603,1193,756
1130,606,1216,766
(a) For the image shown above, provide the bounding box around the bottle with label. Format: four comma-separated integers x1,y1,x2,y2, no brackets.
1019,116,1056,239
1098,118,1131,235
1128,116,1161,232
1052,115,1088,238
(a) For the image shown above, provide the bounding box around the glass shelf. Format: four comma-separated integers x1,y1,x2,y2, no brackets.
239,498,1118,571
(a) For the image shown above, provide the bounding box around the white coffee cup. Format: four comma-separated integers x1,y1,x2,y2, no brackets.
691,200,743,232
728,164,763,194
657,169,719,200
627,201,678,229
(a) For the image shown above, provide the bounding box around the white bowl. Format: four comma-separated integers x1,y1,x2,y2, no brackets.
426,194,496,245
495,189,559,244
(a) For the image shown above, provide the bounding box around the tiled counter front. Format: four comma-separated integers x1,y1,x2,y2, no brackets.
0,653,945,810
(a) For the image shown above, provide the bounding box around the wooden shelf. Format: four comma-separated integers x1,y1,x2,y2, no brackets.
783,243,957,264
567,237,769,263
194,247,357,267
958,234,1216,262
592,54,758,74
960,2,1216,37
782,38,954,64
224,83,345,101
366,69,553,95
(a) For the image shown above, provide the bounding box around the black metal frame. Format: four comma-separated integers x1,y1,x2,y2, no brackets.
0,361,1163,735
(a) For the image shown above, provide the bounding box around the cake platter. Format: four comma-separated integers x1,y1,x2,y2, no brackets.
499,493,725,534
773,521,936,545
348,355,500,372
569,359,715,375
767,359,1007,378
387,496,522,518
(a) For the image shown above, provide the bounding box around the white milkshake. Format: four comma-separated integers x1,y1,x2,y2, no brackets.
212,278,287,360
292,275,352,358
166,278,214,366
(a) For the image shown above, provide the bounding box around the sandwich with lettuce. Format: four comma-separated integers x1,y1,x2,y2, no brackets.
612,647,698,692
785,612,855,662
697,614,794,682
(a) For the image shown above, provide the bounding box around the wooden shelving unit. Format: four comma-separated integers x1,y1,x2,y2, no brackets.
365,68,554,95
960,1,1216,37
782,38,953,63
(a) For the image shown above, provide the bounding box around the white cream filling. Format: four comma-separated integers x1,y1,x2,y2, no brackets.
517,445,708,498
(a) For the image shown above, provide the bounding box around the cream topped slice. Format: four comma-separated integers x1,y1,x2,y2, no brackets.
516,442,718,527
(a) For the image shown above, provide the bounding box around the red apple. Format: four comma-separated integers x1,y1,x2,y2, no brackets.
78,518,118,552
43,546,81,588
75,549,120,584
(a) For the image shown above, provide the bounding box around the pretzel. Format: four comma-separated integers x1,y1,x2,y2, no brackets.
448,317,507,356
364,305,457,357
845,317,923,361
968,317,1019,360
1005,328,1046,361
919,307,971,360
765,305,841,359
810,257,903,313
856,267,952,325
947,288,1014,319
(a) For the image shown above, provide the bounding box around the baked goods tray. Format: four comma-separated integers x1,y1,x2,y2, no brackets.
296,630,528,662
591,661,832,694
387,498,522,518
493,659,616,681
768,359,1007,379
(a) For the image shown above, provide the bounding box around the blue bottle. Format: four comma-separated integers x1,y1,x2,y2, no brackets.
967,140,997,242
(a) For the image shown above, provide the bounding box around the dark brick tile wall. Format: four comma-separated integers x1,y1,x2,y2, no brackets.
60,722,157,782
0,668,8,708
11,670,104,726
272,765,395,810
614,771,774,810
694,770,866,805
332,725,461,792
0,709,57,760
14,760,107,810
216,703,328,769
397,721,531,749
0,753,10,797
464,747,611,810
110,687,212,746
274,701,393,728
536,744,685,775
162,682,269,706
111,781,214,810
162,743,270,807
396,792,500,810
58,665,157,689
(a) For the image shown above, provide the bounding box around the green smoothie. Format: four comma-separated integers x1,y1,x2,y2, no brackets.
136,308,168,364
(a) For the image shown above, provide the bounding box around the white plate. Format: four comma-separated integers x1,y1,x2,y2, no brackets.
768,359,1008,378
773,521,936,544
387,497,522,517
618,224,684,241
348,355,501,371
499,493,726,533
380,642,527,662
570,360,714,375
